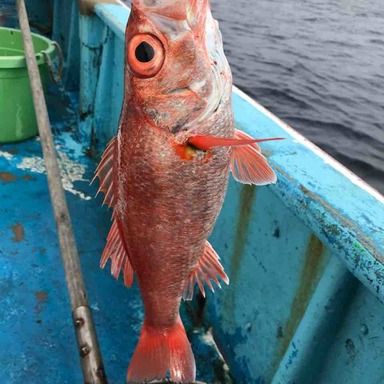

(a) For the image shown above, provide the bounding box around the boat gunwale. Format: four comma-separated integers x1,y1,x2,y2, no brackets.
84,2,384,301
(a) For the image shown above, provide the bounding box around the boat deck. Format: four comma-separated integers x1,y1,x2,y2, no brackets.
0,89,227,383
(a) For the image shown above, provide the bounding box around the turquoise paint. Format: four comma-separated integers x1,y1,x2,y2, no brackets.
272,254,358,383
208,185,329,383
94,3,128,42
83,3,384,383
52,0,80,90
93,32,125,142
78,13,107,142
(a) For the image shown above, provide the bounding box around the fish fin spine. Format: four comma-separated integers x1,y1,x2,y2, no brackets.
230,129,277,185
100,218,134,287
127,316,196,383
183,241,229,301
187,132,284,151
93,136,117,208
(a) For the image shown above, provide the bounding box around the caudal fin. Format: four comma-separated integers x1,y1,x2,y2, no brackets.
127,316,196,383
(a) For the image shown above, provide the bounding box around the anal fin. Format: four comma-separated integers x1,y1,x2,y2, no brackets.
183,241,229,301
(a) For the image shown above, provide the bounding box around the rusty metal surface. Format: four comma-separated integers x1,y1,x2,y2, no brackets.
73,306,107,383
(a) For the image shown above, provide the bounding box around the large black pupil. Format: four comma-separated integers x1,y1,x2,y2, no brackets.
135,42,155,63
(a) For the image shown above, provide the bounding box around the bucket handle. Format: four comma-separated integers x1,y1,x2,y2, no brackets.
42,41,64,84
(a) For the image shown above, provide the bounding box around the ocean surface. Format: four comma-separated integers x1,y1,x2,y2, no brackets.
1,0,383,193
208,0,384,193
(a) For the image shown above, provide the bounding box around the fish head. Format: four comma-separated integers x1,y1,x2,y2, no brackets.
125,0,232,133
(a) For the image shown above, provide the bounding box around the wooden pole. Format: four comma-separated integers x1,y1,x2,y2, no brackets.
16,1,107,382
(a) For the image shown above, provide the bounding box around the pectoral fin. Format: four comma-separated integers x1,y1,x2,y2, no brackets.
187,130,281,185
230,129,278,185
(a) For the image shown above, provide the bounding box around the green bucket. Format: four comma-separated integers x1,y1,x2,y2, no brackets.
0,27,58,143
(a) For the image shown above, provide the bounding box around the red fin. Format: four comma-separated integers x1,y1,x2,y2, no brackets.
100,218,134,287
92,137,117,208
188,133,283,151
127,316,196,383
230,129,277,185
183,241,229,301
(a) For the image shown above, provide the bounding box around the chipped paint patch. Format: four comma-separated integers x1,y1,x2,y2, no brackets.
0,151,14,161
35,291,48,303
274,235,326,368
201,328,226,361
223,185,257,321
34,291,48,315
0,172,16,182
56,151,92,200
17,156,46,174
22,174,35,181
0,149,91,200
12,224,25,242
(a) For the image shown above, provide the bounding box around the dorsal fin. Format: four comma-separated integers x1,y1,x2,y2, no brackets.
94,137,134,287
93,137,117,208
183,241,229,301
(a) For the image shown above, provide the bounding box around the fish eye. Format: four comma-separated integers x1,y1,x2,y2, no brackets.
135,42,155,63
128,34,165,78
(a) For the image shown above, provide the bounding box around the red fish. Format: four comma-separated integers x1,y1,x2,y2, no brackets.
94,0,281,382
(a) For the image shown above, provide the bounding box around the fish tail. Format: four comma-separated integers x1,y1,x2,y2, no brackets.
127,315,196,383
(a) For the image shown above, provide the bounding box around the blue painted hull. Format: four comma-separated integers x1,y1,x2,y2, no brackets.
0,1,383,383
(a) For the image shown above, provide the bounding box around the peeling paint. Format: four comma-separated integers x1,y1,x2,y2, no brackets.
0,151,14,161
17,156,46,174
200,328,233,384
11,224,25,242
34,291,48,315
300,185,382,264
35,291,48,303
274,235,326,368
0,149,91,200
230,185,257,284
0,172,16,182
224,185,257,319
22,174,35,181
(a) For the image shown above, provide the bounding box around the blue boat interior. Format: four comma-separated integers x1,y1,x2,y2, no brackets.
0,1,383,383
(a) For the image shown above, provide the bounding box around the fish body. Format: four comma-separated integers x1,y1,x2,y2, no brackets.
94,0,279,382
120,0,232,322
